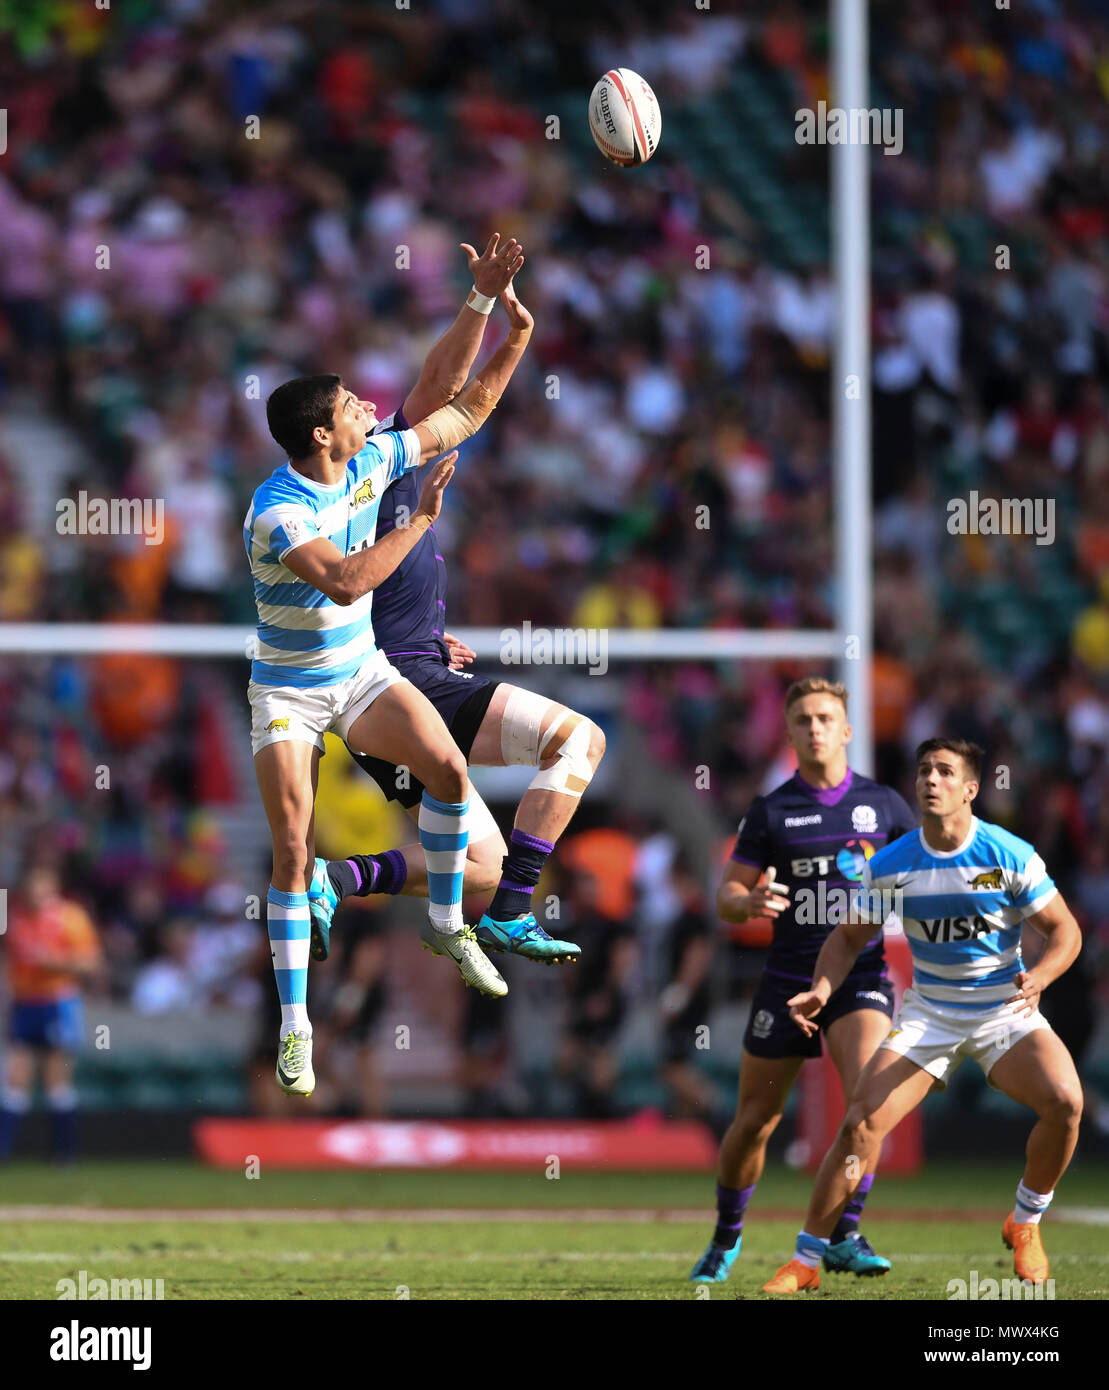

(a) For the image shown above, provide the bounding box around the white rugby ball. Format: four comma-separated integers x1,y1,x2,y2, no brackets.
588,68,661,167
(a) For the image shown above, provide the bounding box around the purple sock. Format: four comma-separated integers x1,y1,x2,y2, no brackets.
327,850,408,901
833,1173,874,1241
712,1182,755,1249
487,829,554,921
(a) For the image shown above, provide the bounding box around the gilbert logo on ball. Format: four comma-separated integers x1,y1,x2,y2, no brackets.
588,68,661,167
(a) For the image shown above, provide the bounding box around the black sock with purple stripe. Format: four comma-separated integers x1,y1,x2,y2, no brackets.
326,850,408,901
487,829,554,921
713,1182,755,1249
831,1173,874,1242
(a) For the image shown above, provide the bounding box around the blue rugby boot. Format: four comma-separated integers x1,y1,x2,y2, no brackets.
308,858,339,962
476,911,581,964
823,1231,890,1277
689,1238,742,1283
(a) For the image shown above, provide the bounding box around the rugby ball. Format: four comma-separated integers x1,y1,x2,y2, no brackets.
588,68,661,167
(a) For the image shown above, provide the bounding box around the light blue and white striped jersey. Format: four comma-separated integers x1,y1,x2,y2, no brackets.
243,415,421,688
854,816,1056,1012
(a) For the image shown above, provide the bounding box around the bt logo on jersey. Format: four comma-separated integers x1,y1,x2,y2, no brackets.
791,855,835,877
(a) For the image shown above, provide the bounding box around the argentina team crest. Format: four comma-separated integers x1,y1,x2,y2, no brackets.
851,804,878,833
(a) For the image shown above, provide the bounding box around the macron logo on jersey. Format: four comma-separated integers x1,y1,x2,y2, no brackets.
784,814,822,827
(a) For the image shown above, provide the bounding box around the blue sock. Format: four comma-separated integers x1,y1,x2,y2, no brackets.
713,1182,755,1249
832,1172,874,1241
419,792,469,933
268,886,311,1035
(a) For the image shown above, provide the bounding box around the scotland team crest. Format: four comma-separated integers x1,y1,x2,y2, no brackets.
852,804,878,833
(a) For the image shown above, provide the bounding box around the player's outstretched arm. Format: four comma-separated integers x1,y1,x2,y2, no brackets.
1009,893,1082,1016
409,289,533,463
282,455,456,605
788,916,875,1036
401,233,525,425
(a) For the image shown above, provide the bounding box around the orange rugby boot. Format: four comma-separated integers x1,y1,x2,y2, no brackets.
1002,1212,1049,1284
762,1259,821,1294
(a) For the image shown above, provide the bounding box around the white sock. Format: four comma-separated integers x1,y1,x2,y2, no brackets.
1014,1181,1053,1225
280,1005,311,1037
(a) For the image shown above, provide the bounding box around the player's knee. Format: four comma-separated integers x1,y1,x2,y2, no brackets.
734,1105,782,1148
425,748,468,804
1042,1084,1083,1128
841,1102,882,1151
584,719,606,769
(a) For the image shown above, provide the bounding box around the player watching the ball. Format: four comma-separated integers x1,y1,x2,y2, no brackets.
689,678,917,1284
305,236,605,971
244,234,530,1097
764,737,1083,1293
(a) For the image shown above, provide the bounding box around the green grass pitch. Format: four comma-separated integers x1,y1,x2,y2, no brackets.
1,1161,1105,1300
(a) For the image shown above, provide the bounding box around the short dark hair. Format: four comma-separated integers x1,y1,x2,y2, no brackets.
266,375,343,460
915,737,984,781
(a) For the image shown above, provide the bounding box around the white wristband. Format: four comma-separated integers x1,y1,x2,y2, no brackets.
466,286,496,315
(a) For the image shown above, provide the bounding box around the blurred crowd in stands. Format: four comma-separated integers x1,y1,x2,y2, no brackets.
0,0,1106,1121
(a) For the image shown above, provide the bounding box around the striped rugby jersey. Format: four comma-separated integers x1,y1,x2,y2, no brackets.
243,414,421,688
853,816,1057,1011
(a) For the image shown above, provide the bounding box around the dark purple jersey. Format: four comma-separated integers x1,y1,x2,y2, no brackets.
368,406,449,663
730,768,917,981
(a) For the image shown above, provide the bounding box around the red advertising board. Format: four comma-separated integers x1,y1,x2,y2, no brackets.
194,1117,718,1170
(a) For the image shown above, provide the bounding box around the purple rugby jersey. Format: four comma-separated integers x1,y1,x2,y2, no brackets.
368,406,450,662
730,768,917,981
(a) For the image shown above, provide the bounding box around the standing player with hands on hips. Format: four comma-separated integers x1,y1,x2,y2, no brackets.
764,738,1083,1293
689,677,917,1284
244,233,531,1097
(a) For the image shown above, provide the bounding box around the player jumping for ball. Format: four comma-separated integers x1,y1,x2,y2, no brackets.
306,236,605,969
689,678,917,1284
245,236,531,1096
763,737,1083,1293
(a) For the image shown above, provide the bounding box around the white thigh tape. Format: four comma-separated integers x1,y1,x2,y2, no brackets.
531,717,593,798
500,687,560,765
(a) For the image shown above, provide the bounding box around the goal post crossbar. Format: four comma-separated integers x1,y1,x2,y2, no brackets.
0,623,842,662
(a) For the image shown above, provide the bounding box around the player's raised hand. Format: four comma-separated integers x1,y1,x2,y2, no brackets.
787,988,828,1038
461,232,525,299
745,866,790,919
414,452,457,525
1006,969,1044,1017
443,632,476,670
500,283,534,333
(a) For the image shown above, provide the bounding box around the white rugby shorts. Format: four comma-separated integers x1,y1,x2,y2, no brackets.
880,986,1052,1089
249,648,406,755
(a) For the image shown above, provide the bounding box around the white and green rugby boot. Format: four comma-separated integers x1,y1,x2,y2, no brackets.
276,1030,315,1097
476,912,581,964
419,921,508,997
308,857,339,962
